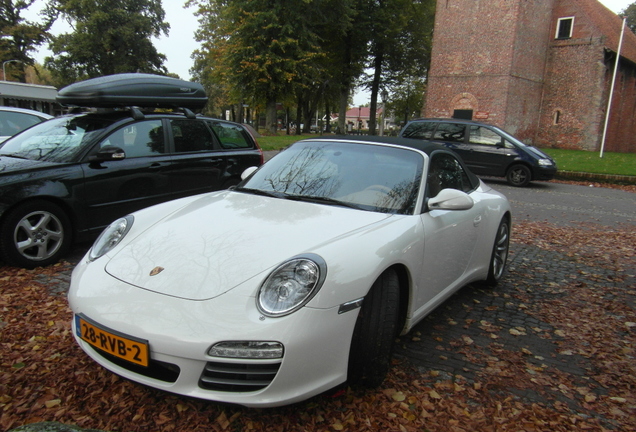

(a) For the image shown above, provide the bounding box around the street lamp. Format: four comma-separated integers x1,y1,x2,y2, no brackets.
3,59,22,81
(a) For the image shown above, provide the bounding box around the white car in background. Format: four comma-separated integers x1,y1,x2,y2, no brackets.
0,106,52,142
68,136,511,407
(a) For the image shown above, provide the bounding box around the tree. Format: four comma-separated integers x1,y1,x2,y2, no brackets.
190,0,357,133
45,0,169,87
361,0,435,134
621,3,636,34
0,0,55,82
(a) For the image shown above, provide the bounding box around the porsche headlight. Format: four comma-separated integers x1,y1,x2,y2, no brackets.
89,215,134,261
257,255,326,317
538,158,553,166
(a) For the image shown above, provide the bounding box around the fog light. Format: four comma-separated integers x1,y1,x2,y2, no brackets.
208,341,284,359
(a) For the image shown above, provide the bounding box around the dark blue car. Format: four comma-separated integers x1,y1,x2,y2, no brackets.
400,119,557,187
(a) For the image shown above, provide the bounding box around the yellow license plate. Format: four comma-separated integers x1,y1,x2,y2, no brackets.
75,314,149,367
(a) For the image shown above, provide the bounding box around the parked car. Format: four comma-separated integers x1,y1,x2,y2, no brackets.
0,74,262,268
0,106,53,143
400,118,557,187
68,135,511,407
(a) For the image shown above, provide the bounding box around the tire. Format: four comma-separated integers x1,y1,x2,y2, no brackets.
484,218,510,287
348,269,400,387
506,164,531,187
0,200,72,268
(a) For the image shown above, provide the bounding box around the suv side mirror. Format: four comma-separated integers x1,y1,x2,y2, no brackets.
89,146,126,162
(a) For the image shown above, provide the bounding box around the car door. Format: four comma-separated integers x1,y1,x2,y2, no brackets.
166,118,227,196
465,125,518,176
414,152,483,311
80,119,173,231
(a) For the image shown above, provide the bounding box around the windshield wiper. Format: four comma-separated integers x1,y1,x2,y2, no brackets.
0,153,29,160
286,194,363,210
233,187,287,199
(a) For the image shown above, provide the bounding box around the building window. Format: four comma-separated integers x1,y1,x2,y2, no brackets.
553,110,561,125
556,17,574,39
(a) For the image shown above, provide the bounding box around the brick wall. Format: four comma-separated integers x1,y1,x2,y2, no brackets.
424,0,636,153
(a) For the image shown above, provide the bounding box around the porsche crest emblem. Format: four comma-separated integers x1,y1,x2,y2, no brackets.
149,266,165,276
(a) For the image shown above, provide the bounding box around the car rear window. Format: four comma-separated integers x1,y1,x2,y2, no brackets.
432,123,466,143
401,121,437,139
207,121,253,149
0,111,44,137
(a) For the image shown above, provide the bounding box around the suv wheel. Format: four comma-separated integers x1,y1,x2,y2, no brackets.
506,164,531,187
0,200,72,268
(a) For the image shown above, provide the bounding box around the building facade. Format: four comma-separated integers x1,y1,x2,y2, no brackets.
0,81,59,116
424,0,636,153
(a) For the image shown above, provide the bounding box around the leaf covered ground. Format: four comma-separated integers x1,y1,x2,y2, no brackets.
1,207,634,431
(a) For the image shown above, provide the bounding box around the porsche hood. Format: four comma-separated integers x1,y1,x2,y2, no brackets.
104,191,392,300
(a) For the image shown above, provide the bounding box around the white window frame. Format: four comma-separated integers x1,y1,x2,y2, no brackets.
556,17,574,39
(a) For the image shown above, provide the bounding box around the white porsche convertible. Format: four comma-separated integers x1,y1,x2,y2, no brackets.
68,136,511,407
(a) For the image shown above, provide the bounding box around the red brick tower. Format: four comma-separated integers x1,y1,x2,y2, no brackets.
424,0,555,142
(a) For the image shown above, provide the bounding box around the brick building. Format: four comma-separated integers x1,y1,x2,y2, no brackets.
424,0,636,153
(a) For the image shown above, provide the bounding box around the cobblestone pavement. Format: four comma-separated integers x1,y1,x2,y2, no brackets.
394,239,635,426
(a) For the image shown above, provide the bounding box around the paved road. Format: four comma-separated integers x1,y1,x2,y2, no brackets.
482,177,635,227
266,149,635,227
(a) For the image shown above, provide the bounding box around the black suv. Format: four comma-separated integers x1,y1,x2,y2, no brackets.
0,74,263,268
400,119,557,187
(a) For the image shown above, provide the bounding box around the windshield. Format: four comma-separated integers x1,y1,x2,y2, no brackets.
0,115,116,163
241,140,423,215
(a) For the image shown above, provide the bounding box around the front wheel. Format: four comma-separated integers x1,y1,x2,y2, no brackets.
0,200,72,268
484,218,510,287
506,164,531,187
348,269,400,387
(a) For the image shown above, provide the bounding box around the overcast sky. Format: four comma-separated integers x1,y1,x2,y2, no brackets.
26,0,635,105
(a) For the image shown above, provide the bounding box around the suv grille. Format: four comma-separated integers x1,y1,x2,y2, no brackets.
199,361,282,392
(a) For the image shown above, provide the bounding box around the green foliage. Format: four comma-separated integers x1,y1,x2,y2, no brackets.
542,148,636,176
358,0,436,133
621,3,636,33
0,0,55,82
45,0,169,87
256,133,312,151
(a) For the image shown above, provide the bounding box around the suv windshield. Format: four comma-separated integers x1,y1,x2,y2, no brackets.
0,115,117,163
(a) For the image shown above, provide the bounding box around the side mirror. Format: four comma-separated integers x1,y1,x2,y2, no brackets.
427,188,474,211
241,166,259,180
89,146,126,162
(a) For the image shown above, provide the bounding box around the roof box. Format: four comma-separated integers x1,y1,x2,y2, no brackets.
56,73,208,109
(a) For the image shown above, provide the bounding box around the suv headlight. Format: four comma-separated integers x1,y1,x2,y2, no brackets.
89,215,134,261
257,255,327,317
538,158,553,166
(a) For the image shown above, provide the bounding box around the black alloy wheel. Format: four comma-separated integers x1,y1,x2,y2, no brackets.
506,164,531,187
484,217,510,286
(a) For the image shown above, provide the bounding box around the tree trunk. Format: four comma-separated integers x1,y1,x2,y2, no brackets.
368,47,384,135
266,98,277,134
338,90,348,135
295,95,303,135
